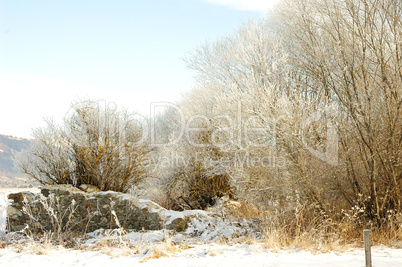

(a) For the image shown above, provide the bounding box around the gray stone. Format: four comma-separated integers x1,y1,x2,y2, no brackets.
6,185,189,233
7,206,22,218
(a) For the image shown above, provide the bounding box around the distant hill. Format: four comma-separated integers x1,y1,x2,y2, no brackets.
0,134,35,188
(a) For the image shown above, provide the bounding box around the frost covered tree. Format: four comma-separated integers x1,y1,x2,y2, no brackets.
273,0,402,220
172,0,401,222
19,100,152,193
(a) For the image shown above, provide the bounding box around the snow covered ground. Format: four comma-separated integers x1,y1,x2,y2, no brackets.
1,189,402,267
1,243,401,267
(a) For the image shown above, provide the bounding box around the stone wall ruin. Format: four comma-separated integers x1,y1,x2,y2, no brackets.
6,184,188,233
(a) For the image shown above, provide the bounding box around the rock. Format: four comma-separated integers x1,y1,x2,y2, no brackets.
79,184,101,193
7,193,24,203
41,184,84,197
7,192,35,209
6,185,189,233
169,217,189,232
7,206,22,218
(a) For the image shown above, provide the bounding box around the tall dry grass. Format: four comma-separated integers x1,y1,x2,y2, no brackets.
234,201,402,251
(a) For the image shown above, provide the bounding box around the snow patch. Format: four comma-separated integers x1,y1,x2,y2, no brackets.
0,192,8,237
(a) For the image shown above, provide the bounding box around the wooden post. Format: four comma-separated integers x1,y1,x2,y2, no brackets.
364,229,372,267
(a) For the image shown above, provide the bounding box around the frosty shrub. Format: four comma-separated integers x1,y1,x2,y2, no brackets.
148,97,237,211
167,158,233,210
19,100,152,192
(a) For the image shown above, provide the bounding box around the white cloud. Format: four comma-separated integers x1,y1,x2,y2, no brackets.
202,0,280,12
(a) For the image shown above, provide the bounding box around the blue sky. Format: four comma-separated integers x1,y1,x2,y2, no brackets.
0,0,278,138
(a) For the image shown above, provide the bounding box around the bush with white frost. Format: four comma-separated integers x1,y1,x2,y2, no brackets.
18,100,152,193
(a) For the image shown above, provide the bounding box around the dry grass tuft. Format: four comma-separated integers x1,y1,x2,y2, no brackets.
140,248,169,262
231,201,262,219
88,238,137,257
140,239,182,262
0,240,11,249
207,250,217,256
14,238,53,256
179,243,193,250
